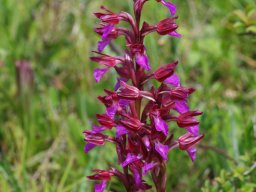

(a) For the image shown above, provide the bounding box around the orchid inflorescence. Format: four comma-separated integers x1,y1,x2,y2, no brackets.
84,0,204,191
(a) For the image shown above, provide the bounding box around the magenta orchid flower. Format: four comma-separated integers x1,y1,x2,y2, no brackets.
84,0,204,191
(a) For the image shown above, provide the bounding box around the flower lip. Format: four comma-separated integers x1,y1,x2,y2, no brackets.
136,53,151,71
95,181,107,192
174,100,189,114
156,0,177,16
187,147,197,162
169,30,182,38
95,26,118,38
94,24,120,52
142,162,157,175
128,43,151,71
155,142,169,160
94,68,108,83
150,108,169,136
164,73,180,87
116,124,129,137
122,153,142,167
84,143,96,153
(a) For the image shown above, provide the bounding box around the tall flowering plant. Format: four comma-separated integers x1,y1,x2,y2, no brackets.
84,1,204,191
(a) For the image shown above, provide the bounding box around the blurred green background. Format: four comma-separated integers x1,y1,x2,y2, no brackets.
0,0,255,191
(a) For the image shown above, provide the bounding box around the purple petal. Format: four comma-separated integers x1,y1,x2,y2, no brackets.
84,143,96,153
155,142,168,160
143,162,156,175
92,125,106,133
94,68,108,83
95,181,107,192
116,124,129,137
169,31,182,38
98,38,111,52
174,100,189,113
164,73,180,87
154,117,169,136
102,24,114,39
106,105,117,119
136,53,151,71
187,125,199,136
122,153,142,167
160,0,176,16
132,168,141,186
187,147,197,162
119,99,130,108
114,78,127,91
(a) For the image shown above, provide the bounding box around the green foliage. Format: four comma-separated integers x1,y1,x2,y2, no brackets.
0,0,255,191
232,5,256,35
202,154,256,192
